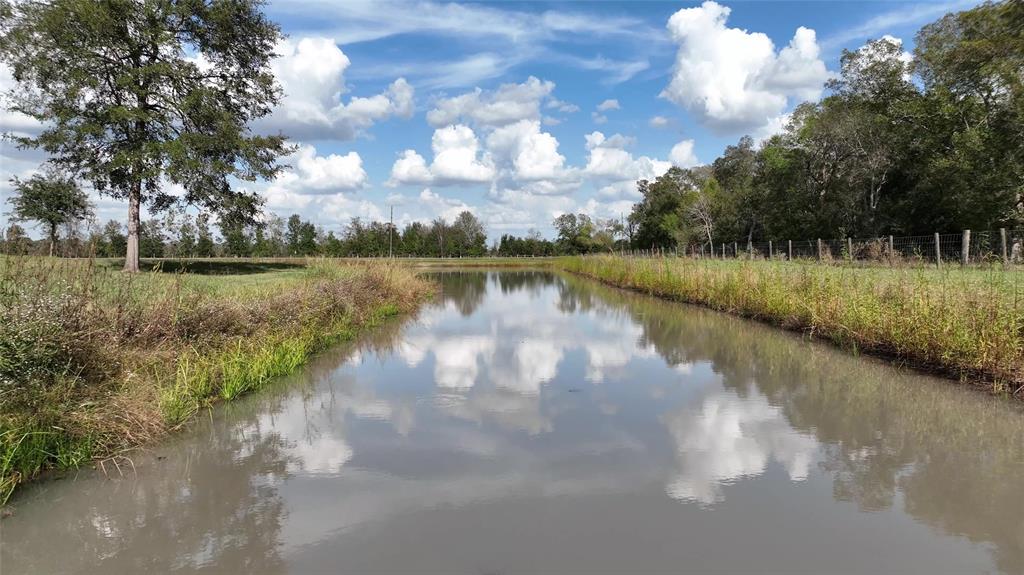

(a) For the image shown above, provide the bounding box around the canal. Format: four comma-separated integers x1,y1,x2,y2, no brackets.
2,270,1022,573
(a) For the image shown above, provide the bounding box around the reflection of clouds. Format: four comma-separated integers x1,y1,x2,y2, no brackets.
664,390,817,505
432,335,496,389
239,373,415,476
492,340,563,394
436,388,553,435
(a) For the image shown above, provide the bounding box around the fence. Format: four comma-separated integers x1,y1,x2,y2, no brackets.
627,228,1024,267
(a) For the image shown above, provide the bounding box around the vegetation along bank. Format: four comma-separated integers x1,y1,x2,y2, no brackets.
0,258,432,503
558,255,1023,394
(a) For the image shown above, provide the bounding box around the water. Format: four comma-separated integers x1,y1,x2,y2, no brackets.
3,270,1023,574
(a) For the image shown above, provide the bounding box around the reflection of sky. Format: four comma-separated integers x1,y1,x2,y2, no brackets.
2,272,1012,575
663,390,817,505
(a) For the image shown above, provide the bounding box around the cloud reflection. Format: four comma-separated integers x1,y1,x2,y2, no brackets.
663,390,817,505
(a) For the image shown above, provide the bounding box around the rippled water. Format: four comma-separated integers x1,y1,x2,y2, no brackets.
3,270,1023,574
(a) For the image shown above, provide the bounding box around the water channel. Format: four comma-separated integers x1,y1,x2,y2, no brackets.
3,270,1022,573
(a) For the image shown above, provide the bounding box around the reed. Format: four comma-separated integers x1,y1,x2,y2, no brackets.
558,255,1023,391
0,257,432,502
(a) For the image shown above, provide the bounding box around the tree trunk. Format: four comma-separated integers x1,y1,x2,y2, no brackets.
48,223,57,257
124,182,141,272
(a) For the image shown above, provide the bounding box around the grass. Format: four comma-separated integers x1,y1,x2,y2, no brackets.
558,255,1023,392
0,256,432,503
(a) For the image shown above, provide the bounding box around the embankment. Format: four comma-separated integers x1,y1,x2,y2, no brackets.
558,255,1023,393
0,258,432,502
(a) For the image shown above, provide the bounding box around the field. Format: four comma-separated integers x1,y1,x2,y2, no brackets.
0,256,432,503
558,255,1023,392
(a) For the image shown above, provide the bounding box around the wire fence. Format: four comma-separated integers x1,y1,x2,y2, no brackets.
625,228,1024,267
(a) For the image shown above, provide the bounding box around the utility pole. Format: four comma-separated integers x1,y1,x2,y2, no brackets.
388,205,393,258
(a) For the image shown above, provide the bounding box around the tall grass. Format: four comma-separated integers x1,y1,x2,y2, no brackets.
0,257,431,502
559,255,1023,390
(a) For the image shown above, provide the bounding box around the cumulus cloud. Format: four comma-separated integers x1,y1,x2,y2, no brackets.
275,144,368,193
660,1,829,133
584,131,671,199
486,120,577,185
669,140,699,168
388,125,495,186
426,76,555,128
596,99,621,112
261,37,414,140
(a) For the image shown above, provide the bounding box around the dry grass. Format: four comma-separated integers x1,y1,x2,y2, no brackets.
0,257,432,502
558,255,1024,392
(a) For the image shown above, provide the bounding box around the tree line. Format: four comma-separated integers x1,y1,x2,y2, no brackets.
2,1,1020,261
625,1,1022,251
2,208,491,259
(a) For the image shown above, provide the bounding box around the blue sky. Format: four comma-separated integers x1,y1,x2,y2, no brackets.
0,0,981,241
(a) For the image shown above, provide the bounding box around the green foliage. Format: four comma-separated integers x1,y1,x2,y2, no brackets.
6,170,92,255
630,1,1022,248
561,255,1023,387
0,0,291,269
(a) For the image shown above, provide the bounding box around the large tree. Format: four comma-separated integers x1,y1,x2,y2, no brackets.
7,170,92,256
0,0,290,271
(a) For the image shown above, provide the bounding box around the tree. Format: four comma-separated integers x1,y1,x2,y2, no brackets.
451,211,487,256
6,170,92,256
99,220,127,258
0,0,291,271
628,168,697,250
3,223,29,255
195,212,215,257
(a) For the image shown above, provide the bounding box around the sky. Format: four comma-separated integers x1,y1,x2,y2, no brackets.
0,0,982,242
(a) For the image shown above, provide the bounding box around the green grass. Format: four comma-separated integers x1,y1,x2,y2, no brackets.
0,257,432,502
558,255,1023,391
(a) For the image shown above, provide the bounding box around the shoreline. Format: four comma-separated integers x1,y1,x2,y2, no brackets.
555,255,1023,398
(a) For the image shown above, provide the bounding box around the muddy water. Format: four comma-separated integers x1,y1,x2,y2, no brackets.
3,270,1023,574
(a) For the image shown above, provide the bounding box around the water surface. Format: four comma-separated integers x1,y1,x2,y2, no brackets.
3,270,1023,574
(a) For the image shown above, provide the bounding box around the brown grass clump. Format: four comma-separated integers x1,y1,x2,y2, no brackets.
0,257,432,502
559,255,1023,392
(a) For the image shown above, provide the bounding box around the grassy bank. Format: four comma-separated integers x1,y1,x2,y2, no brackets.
0,257,432,502
558,255,1023,392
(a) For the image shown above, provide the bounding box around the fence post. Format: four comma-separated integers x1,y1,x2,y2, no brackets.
768,240,773,260
817,238,822,261
733,242,738,259
934,232,941,268
747,240,753,260
888,235,894,259
847,237,854,261
1000,228,1008,265
961,230,970,266
787,240,792,261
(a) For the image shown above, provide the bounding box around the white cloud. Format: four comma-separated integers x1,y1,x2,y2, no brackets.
669,140,699,168
660,1,829,133
261,37,414,140
546,99,579,114
584,131,671,189
596,99,621,112
281,144,368,192
592,112,608,125
649,116,670,128
388,125,495,186
426,76,556,128
486,120,576,184
430,125,497,184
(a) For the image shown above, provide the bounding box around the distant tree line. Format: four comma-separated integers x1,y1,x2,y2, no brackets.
626,1,1023,251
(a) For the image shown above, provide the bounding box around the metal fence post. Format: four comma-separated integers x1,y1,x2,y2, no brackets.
787,240,793,261
733,242,738,259
817,238,822,261
1000,228,1008,265
934,232,941,268
888,235,894,259
961,230,970,266
768,240,773,260
847,237,854,261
